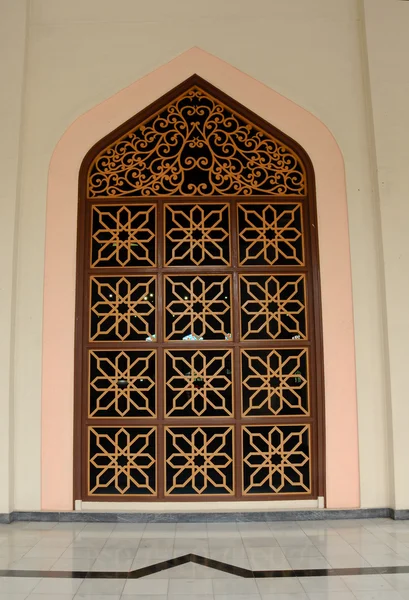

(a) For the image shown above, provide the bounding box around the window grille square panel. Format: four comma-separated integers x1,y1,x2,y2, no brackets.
89,350,156,418
238,203,304,266
165,203,230,266
241,348,309,417
242,425,311,495
165,275,232,341
90,276,156,341
91,204,156,267
165,426,234,496
88,427,157,496
240,274,307,340
165,349,233,418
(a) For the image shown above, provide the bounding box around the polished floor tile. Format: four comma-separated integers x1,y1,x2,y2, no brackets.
352,592,403,600
9,558,57,571
287,556,332,570
281,546,324,558
168,578,213,595
31,577,83,594
383,572,409,589
73,595,121,600
0,578,41,593
60,547,101,559
142,524,176,539
299,575,350,592
212,577,259,595
24,546,66,559
341,574,394,592
168,596,214,600
91,558,134,572
214,595,260,600
77,579,125,595
0,595,33,600
326,556,371,568
173,538,209,554
256,577,304,594
242,537,279,548
50,558,96,571
175,524,208,538
124,596,167,600
4,518,409,599
0,548,31,560
27,595,75,600
122,578,169,595
306,593,356,600
259,593,307,600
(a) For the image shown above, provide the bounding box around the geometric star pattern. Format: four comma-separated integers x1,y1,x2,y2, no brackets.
90,276,156,341
165,203,230,266
88,427,156,495
242,425,311,495
241,349,308,416
89,350,156,418
165,350,233,417
238,203,304,266
240,274,306,340
165,275,232,341
165,426,234,496
91,204,156,267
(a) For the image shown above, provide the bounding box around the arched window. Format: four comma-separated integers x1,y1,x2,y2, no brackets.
74,76,324,502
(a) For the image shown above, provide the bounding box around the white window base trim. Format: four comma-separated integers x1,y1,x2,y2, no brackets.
76,498,322,512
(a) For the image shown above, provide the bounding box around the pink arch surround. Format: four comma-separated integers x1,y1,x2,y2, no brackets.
42,47,359,510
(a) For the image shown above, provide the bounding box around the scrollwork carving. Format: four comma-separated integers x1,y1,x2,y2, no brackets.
88,88,306,197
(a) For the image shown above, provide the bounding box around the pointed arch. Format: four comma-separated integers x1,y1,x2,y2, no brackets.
42,48,359,510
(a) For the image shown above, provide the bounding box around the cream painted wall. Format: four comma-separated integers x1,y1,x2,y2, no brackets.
7,0,391,509
0,0,28,514
364,0,409,511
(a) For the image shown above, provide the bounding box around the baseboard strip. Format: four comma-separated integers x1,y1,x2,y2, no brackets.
0,507,400,523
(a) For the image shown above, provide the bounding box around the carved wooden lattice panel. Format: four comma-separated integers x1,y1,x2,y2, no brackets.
91,204,156,268
238,203,304,266
89,350,156,418
165,350,233,418
240,274,307,340
87,87,306,198
88,427,156,496
165,426,234,496
165,204,230,266
90,276,156,341
165,275,232,341
242,425,310,495
241,349,309,417
78,78,322,502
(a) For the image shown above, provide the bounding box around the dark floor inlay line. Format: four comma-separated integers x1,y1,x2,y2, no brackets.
189,554,253,578
128,554,192,579
1,557,409,579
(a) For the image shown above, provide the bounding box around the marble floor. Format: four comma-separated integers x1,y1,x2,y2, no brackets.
2,518,409,598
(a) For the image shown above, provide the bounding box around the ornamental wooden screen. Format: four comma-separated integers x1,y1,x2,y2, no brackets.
74,76,324,502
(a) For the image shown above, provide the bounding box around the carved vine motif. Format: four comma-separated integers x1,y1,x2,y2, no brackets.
88,87,306,197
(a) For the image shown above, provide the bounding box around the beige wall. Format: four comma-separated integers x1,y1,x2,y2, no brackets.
0,0,28,514
2,0,399,510
364,0,409,511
